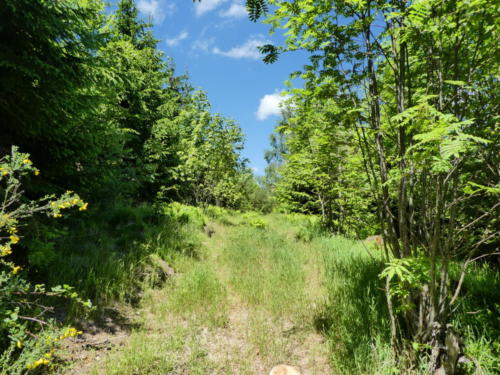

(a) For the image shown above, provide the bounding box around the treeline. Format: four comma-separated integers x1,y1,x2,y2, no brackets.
0,0,266,371
1,0,259,209
254,0,499,372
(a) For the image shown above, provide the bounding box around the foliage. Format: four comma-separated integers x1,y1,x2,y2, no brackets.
0,0,111,195
267,94,377,236
241,212,267,229
253,0,499,370
161,202,206,229
0,147,90,371
173,92,248,208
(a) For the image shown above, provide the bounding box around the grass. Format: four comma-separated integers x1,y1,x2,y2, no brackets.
313,236,393,374
40,203,202,308
87,211,333,374
89,326,216,375
220,224,307,317
51,207,498,375
451,262,500,374
167,262,228,327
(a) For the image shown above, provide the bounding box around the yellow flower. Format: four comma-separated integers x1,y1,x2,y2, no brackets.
22,159,32,165
53,213,62,218
26,357,50,369
1,245,12,257
79,202,88,211
10,235,20,244
34,169,40,176
16,341,22,349
12,266,22,275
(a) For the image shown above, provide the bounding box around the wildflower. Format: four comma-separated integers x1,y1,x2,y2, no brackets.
34,169,40,176
16,341,22,349
79,202,88,211
10,235,20,244
26,358,50,369
1,245,12,257
22,159,32,165
12,266,22,275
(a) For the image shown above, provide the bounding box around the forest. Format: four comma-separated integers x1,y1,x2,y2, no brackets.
0,0,498,374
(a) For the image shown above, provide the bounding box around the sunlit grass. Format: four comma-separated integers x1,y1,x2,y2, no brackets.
85,209,498,375
167,262,228,328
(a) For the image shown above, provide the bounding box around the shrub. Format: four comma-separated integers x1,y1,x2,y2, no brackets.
161,202,206,228
0,146,90,371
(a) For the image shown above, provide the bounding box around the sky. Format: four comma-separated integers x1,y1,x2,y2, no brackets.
125,0,309,175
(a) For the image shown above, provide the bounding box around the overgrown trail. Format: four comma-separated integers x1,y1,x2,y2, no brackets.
85,214,334,375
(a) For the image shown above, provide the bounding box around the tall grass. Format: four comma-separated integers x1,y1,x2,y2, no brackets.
313,235,394,374
221,225,306,318
451,262,500,373
42,203,202,310
167,263,228,327
47,208,497,375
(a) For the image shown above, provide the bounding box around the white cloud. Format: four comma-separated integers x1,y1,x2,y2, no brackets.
166,31,189,47
219,3,248,18
137,0,176,24
212,36,269,59
194,0,228,17
191,37,216,52
256,91,290,121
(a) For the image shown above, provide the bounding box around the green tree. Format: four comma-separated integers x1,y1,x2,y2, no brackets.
0,0,109,195
176,92,247,208
243,0,499,370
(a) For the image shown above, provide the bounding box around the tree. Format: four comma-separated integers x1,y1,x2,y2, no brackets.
0,0,109,196
243,0,499,371
176,91,247,208
268,93,376,236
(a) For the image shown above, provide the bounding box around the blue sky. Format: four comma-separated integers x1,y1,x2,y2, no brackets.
127,0,309,175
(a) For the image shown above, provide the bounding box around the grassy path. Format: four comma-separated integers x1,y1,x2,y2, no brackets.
63,211,499,375
84,213,333,375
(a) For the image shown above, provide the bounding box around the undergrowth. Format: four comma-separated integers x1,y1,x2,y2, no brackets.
19,207,498,375
42,203,201,309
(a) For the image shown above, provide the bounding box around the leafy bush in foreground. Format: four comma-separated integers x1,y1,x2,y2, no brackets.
0,147,90,372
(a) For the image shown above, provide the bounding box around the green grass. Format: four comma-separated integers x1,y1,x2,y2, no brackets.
42,203,202,308
220,224,306,317
313,236,394,374
91,326,216,375
451,262,500,374
167,262,228,327
47,208,498,375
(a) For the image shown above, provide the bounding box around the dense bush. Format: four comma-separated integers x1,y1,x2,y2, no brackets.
0,147,90,372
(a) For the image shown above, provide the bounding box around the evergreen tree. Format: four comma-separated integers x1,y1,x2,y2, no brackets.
0,0,108,195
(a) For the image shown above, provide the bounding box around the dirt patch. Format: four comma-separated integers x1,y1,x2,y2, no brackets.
59,306,137,375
